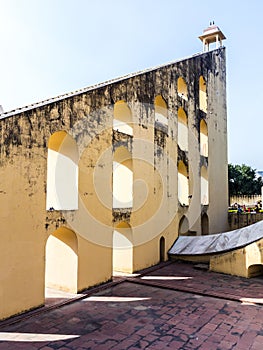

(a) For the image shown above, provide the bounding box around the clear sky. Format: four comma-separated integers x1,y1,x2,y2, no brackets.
0,0,262,169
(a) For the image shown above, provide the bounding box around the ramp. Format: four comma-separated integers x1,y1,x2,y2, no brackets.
169,220,263,278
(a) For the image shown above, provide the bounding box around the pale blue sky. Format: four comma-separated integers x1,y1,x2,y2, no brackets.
0,0,262,169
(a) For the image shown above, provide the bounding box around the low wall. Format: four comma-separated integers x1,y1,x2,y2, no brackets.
230,195,261,206
228,212,263,231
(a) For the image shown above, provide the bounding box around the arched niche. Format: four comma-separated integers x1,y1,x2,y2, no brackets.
178,107,188,151
247,264,263,278
45,227,78,293
177,77,188,100
201,213,209,235
154,95,168,126
113,222,133,273
179,215,189,236
113,100,133,136
199,76,207,113
200,119,208,157
201,166,209,205
46,131,79,210
159,236,165,262
113,146,133,209
178,160,189,206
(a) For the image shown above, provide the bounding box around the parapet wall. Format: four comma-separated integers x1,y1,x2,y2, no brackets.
229,212,263,231
230,195,261,206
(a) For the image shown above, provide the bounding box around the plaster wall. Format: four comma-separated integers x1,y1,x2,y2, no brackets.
0,47,228,319
210,239,263,278
206,53,228,234
0,95,113,319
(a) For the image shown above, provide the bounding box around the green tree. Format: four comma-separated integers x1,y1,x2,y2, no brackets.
228,163,263,196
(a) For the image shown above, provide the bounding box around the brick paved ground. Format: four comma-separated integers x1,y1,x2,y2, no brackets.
0,261,263,349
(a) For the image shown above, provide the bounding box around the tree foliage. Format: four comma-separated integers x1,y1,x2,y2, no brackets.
228,163,263,196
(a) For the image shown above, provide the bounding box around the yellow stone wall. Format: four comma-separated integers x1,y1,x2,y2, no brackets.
0,47,228,320
210,239,263,278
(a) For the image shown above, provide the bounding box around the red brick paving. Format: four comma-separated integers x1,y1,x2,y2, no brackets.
0,261,263,349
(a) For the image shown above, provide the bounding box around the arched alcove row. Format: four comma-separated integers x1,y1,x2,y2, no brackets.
200,119,208,157
201,213,209,235
154,95,168,126
46,131,79,211
113,146,133,209
178,160,189,206
178,107,188,151
113,100,133,136
113,222,133,273
45,227,78,293
177,77,188,100
199,76,207,113
201,166,209,205
179,215,189,236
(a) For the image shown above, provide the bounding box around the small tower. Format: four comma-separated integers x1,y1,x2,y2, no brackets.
199,22,226,52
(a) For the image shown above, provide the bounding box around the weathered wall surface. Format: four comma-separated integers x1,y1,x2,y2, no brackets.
0,47,228,319
205,50,228,234
0,93,114,319
229,212,263,231
210,239,263,278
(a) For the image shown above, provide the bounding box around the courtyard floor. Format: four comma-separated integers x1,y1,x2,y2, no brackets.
0,261,263,349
